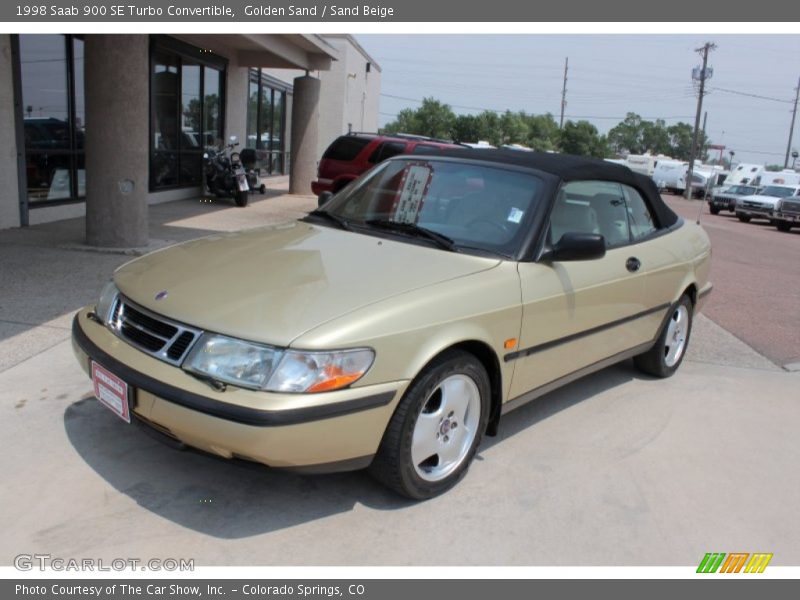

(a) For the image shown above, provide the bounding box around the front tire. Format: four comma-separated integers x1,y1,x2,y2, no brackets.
776,221,792,232
635,295,693,378
235,190,249,207
709,205,720,215
737,213,751,223
369,351,490,500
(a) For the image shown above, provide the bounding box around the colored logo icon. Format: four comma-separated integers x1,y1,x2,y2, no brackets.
697,552,773,573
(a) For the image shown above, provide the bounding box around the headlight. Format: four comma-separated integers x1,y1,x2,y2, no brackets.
95,280,120,324
267,348,375,393
183,333,374,393
184,334,282,390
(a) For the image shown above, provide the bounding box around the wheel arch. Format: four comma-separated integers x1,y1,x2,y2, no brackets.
681,282,698,307
412,339,504,438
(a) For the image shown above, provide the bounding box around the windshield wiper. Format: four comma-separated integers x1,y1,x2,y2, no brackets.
364,219,456,251
306,210,352,230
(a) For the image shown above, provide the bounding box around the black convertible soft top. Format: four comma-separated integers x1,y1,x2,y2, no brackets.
433,148,680,228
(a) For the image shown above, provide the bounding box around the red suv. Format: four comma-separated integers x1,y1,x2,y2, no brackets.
311,133,464,197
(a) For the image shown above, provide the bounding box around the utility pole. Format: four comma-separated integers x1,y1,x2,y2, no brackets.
701,111,707,162
784,77,800,168
559,57,568,129
686,42,716,199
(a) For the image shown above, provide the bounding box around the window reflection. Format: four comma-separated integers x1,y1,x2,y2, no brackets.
150,41,225,190
19,34,84,203
245,69,289,176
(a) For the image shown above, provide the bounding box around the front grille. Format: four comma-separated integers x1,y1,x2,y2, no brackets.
167,331,195,360
108,296,202,366
781,199,800,215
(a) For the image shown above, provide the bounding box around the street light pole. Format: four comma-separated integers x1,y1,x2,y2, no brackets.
686,42,716,199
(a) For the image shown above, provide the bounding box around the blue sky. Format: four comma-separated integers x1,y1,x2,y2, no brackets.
358,35,800,165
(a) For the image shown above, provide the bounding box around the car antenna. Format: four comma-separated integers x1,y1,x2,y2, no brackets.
695,182,709,225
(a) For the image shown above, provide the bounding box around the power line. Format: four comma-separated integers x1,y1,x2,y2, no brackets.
710,87,793,104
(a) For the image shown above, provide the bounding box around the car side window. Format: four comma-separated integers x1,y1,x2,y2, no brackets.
622,185,659,241
551,180,631,248
368,142,406,164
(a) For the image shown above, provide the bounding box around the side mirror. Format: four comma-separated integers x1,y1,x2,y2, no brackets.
546,232,606,261
318,191,334,207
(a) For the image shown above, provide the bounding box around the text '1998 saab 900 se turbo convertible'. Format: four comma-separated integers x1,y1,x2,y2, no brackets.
72,149,712,499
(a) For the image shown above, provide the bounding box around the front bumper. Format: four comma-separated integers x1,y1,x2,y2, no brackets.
776,212,800,223
708,196,736,210
71,308,406,472
736,206,775,219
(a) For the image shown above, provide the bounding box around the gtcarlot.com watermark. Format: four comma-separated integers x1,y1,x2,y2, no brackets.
14,554,194,572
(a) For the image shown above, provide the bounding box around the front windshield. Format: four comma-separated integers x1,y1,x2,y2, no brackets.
760,185,795,197
731,185,756,195
318,158,545,257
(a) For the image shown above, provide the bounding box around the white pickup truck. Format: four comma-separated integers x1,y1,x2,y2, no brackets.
735,184,800,223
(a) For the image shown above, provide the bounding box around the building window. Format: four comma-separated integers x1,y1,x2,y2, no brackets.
17,34,84,207
246,69,289,176
150,37,226,190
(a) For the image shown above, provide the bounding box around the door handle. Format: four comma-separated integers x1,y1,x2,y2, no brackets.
626,257,641,272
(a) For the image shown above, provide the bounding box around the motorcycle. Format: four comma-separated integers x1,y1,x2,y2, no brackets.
203,136,255,207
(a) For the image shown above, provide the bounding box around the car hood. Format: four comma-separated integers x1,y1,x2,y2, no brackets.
113,221,501,347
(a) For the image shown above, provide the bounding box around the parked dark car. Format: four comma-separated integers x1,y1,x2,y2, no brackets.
311,132,464,198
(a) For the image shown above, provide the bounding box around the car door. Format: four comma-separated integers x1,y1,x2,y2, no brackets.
508,180,654,400
619,184,685,315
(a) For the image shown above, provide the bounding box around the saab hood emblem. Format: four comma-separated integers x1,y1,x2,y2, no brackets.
154,290,168,301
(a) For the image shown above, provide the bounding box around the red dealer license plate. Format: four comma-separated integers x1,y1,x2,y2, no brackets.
91,361,132,423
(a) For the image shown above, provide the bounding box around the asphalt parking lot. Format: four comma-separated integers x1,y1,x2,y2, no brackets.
663,193,800,369
1,189,798,566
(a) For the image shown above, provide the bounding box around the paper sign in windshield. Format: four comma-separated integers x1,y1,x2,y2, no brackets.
391,163,433,223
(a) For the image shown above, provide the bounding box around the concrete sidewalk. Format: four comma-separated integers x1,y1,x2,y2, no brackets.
0,191,797,566
0,183,316,372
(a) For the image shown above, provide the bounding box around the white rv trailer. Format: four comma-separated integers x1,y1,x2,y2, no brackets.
652,160,688,193
625,154,656,176
727,163,764,186
753,169,800,188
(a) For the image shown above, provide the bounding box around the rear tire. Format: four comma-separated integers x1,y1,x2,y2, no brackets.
369,350,490,500
235,190,248,207
776,221,792,232
737,214,751,223
634,295,693,378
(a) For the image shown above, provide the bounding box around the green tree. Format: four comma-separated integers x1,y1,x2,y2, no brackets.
383,97,456,140
523,113,559,151
498,111,528,145
641,119,671,155
559,120,609,158
607,112,645,154
666,122,701,161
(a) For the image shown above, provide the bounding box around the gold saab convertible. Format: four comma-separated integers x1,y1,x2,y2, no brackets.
72,149,712,499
